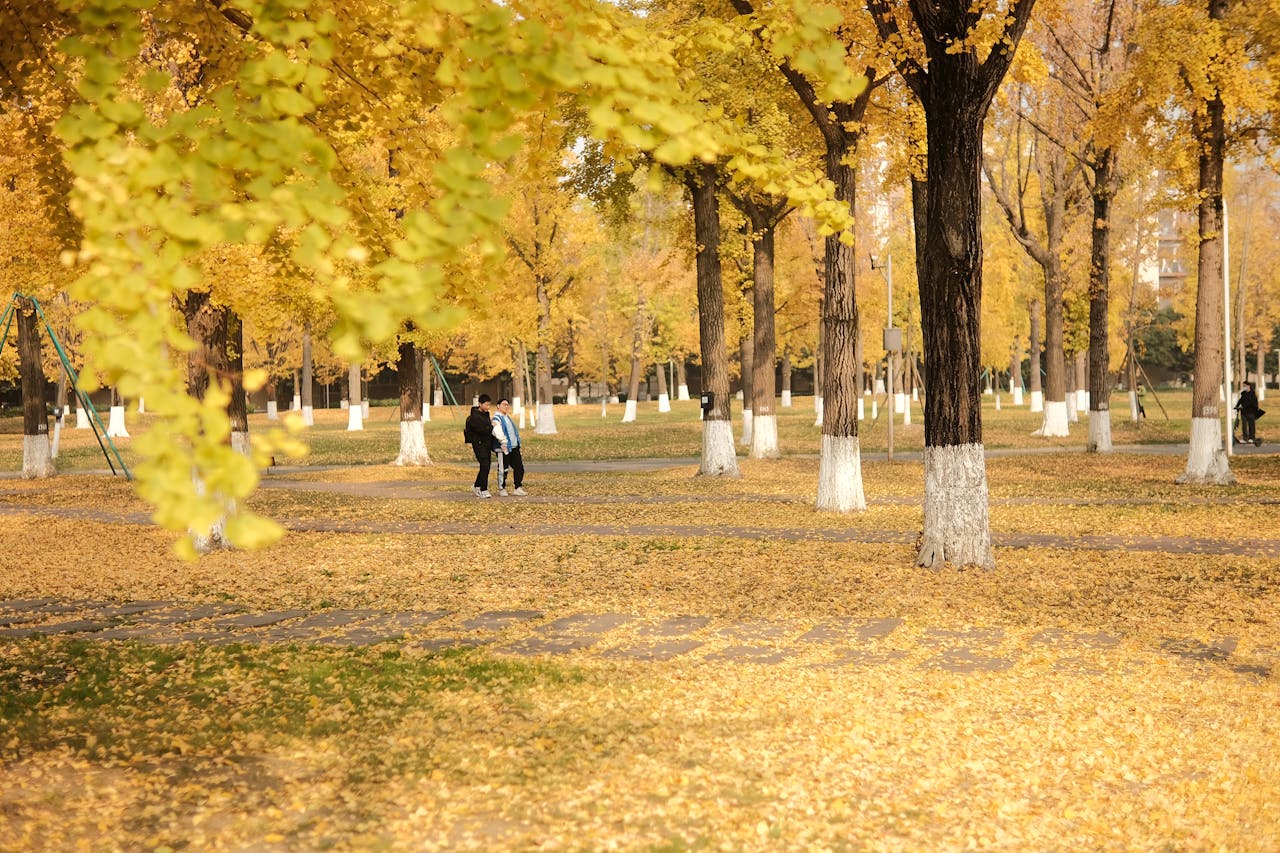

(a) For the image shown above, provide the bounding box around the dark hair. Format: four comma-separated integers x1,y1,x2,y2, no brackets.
478,394,491,404
498,397,511,406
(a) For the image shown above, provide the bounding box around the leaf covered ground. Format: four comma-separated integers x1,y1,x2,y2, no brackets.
0,422,1277,850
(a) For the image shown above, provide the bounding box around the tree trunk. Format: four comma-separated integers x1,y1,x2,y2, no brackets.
1039,261,1069,436
622,299,645,423
420,350,432,421
228,311,249,456
686,163,739,476
566,319,579,405
1010,337,1023,405
749,223,780,458
914,89,994,569
266,375,279,420
1029,299,1044,411
781,347,793,408
1179,3,1233,485
17,297,53,478
535,278,558,434
347,363,364,431
738,328,753,446
656,355,671,412
1087,149,1115,452
301,328,314,425
676,356,689,400
395,340,429,465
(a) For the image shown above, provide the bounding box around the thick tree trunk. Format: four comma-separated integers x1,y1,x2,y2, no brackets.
686,163,739,477
17,298,53,478
1179,18,1233,485
1038,263,1069,436
915,91,994,569
301,329,314,426
106,386,128,438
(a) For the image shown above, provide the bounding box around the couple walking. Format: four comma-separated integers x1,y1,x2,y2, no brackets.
464,394,527,499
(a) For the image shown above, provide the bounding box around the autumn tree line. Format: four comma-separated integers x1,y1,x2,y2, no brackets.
0,0,1277,566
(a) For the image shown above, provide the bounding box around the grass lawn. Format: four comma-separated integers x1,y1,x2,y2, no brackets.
0,394,1277,850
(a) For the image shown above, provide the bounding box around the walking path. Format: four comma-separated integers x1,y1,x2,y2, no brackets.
1,597,1274,680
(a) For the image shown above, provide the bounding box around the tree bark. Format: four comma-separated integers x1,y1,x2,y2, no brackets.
685,163,739,477
1179,0,1233,484
347,363,363,430
1029,299,1044,410
744,199,782,458
228,311,249,455
395,340,430,465
535,277,558,434
17,297,53,478
301,328,314,425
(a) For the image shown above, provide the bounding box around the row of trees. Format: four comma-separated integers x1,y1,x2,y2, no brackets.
2,0,1278,567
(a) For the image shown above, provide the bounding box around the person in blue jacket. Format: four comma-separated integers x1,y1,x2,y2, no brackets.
490,397,526,496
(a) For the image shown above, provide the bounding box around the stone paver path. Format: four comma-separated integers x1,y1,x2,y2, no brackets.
1,599,1274,681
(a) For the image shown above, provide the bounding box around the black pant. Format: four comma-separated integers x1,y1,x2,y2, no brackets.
499,447,524,489
472,443,491,490
1240,413,1257,441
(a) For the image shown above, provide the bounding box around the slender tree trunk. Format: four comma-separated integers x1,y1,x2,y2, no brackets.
228,311,249,456
1010,337,1024,405
1029,299,1044,412
676,356,689,400
655,355,671,412
535,278,558,434
347,363,364,431
395,340,429,465
301,328,314,425
17,297,53,478
1179,7,1233,484
420,350,432,421
686,163,738,476
1039,261,1069,436
266,376,279,420
738,329,753,445
566,320,579,405
1087,149,1116,451
781,347,793,408
50,367,67,459
747,209,780,459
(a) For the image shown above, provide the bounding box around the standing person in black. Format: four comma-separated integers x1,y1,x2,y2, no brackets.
465,394,496,498
1235,381,1263,446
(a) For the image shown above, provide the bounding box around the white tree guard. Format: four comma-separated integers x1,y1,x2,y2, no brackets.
918,443,993,570
1036,400,1069,437
677,384,689,401
292,393,301,411
699,419,740,477
815,434,866,512
621,399,638,423
1013,387,1024,406
894,393,905,414
23,435,54,478
535,402,557,434
740,409,753,446
781,390,792,408
76,405,90,429
395,421,431,466
347,404,364,431
1086,408,1112,453
106,405,129,438
657,392,671,413
568,387,578,406
302,405,314,426
749,414,780,459
266,401,278,420
361,400,370,419
1030,390,1044,412
1177,417,1235,485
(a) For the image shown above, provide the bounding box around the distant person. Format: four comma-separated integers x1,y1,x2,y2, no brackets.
491,397,526,496
1136,383,1147,419
1235,381,1263,446
464,394,495,497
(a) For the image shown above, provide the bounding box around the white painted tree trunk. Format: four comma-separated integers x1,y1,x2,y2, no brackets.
302,405,314,426
292,393,301,411
918,443,993,570
698,419,740,477
609,394,620,404
621,399,637,423
1077,390,1090,412
433,388,444,407
815,435,866,512
362,400,370,420
76,404,90,429
995,394,1001,411
781,390,792,408
814,396,824,427
1013,387,1024,406
677,385,689,401
231,431,251,456
1086,408,1112,453
190,475,232,553
137,397,145,414
395,421,431,466
1030,390,1044,413
1129,390,1140,421
902,398,912,426
657,392,671,413
347,403,364,431
870,399,877,420
568,387,578,405
894,392,905,414
106,406,129,438
341,399,349,410
874,378,886,394
1177,417,1235,485
1066,392,1079,423
22,435,54,478
750,414,779,459
535,402,557,434
1036,401,1069,437
422,402,430,421
740,409,753,446
51,418,63,459
266,401,278,420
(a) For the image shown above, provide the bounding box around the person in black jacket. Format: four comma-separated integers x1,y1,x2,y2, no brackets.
1235,381,1263,446
464,394,496,497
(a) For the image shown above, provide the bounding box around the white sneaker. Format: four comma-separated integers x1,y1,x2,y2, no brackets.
513,487,527,496
499,488,508,497
479,490,492,499
473,486,481,496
